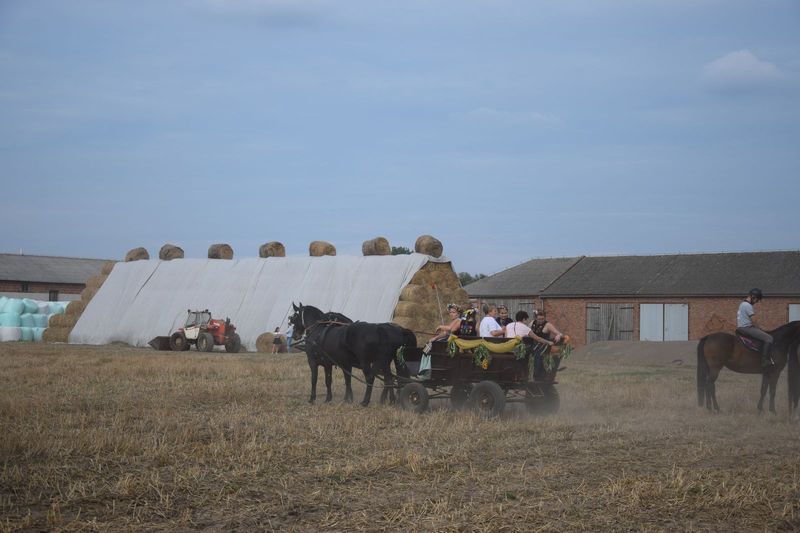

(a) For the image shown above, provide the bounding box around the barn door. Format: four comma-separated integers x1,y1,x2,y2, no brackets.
790,304,800,322
663,304,689,341
586,303,633,343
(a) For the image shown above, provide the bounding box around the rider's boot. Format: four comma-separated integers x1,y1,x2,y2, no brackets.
760,342,774,369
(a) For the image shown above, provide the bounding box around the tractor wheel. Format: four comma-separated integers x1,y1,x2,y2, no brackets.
398,383,429,414
197,332,215,352
170,332,189,351
470,380,506,418
225,333,242,353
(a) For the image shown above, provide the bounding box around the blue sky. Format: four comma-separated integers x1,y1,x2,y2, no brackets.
1,0,798,274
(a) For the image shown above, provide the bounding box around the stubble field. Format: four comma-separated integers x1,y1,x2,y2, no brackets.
1,341,799,531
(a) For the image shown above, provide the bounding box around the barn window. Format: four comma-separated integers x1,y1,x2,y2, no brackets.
21,282,29,293
49,290,59,302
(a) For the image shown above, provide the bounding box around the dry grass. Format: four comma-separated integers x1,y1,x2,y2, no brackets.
1,342,799,531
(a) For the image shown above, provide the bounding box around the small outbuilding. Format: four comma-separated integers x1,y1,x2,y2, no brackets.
0,253,109,301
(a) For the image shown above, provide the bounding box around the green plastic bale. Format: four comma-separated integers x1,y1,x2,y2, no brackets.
0,313,22,327
20,327,34,341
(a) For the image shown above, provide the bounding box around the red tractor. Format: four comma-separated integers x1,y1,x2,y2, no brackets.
170,309,242,353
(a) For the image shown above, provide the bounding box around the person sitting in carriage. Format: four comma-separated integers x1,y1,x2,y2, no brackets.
530,310,564,347
736,288,774,368
430,303,463,342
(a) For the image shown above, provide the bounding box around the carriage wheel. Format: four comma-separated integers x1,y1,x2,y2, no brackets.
450,384,471,410
399,383,429,414
470,381,505,418
525,383,560,415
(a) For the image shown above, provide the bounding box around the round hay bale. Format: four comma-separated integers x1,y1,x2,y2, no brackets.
43,326,71,343
159,244,184,260
81,286,98,302
452,288,469,303
100,261,117,276
409,269,433,287
414,235,443,258
48,314,77,328
362,237,391,256
65,300,86,317
256,332,275,353
208,243,234,259
431,270,461,291
85,274,108,291
393,301,423,319
399,284,429,302
309,241,336,257
125,247,149,262
259,242,286,258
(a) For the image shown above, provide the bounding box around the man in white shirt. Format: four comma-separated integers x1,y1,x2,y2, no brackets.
479,304,505,337
736,288,773,368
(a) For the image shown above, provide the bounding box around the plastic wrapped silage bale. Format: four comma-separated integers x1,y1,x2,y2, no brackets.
20,327,33,341
37,302,50,314
5,299,24,315
22,299,38,314
32,314,48,328
0,313,22,327
48,302,66,315
20,313,35,327
0,296,8,313
0,327,21,342
32,327,45,342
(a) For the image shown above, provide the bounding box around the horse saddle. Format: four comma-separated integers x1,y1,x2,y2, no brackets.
735,332,763,353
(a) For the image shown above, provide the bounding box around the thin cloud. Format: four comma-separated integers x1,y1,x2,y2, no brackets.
202,0,330,29
702,49,783,91
456,107,561,126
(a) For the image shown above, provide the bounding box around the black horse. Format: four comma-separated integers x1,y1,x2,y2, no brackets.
697,321,800,413
289,303,414,406
289,303,354,404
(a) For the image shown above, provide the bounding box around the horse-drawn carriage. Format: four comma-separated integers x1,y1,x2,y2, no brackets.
396,335,568,417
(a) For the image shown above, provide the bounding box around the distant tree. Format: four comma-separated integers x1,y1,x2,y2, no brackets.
459,272,487,286
391,246,412,255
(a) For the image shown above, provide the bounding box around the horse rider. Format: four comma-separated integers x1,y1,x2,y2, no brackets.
736,288,774,368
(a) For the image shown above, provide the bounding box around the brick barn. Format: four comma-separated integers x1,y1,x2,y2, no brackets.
466,251,800,347
0,253,109,301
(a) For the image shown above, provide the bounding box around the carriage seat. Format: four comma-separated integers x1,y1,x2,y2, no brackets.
735,331,763,353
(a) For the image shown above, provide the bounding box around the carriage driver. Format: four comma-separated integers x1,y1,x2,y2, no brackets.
737,288,774,368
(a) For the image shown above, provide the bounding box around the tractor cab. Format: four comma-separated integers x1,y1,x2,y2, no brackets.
185,310,212,329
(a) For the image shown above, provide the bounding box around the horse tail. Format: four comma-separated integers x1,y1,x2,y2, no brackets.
697,336,709,407
788,341,800,413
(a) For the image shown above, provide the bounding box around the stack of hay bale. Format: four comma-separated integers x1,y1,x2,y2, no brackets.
0,297,67,342
391,261,469,347
43,258,118,343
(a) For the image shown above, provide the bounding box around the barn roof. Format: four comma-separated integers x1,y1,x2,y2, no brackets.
465,257,583,297
0,254,109,284
541,251,800,297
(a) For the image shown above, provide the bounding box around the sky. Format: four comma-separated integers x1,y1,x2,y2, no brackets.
1,0,798,275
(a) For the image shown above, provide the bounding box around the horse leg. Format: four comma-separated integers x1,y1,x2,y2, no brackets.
768,373,778,414
706,367,721,412
308,358,318,404
758,373,768,413
324,364,333,403
360,361,375,407
342,364,354,403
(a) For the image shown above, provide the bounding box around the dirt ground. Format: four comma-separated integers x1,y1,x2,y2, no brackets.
1,341,799,531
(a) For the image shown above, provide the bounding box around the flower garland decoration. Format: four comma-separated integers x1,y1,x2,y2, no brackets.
513,342,529,361
473,344,492,370
447,337,459,357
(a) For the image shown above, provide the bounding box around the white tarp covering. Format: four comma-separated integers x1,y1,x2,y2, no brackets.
70,254,432,351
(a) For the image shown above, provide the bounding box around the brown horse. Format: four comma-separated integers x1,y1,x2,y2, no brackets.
697,321,800,413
